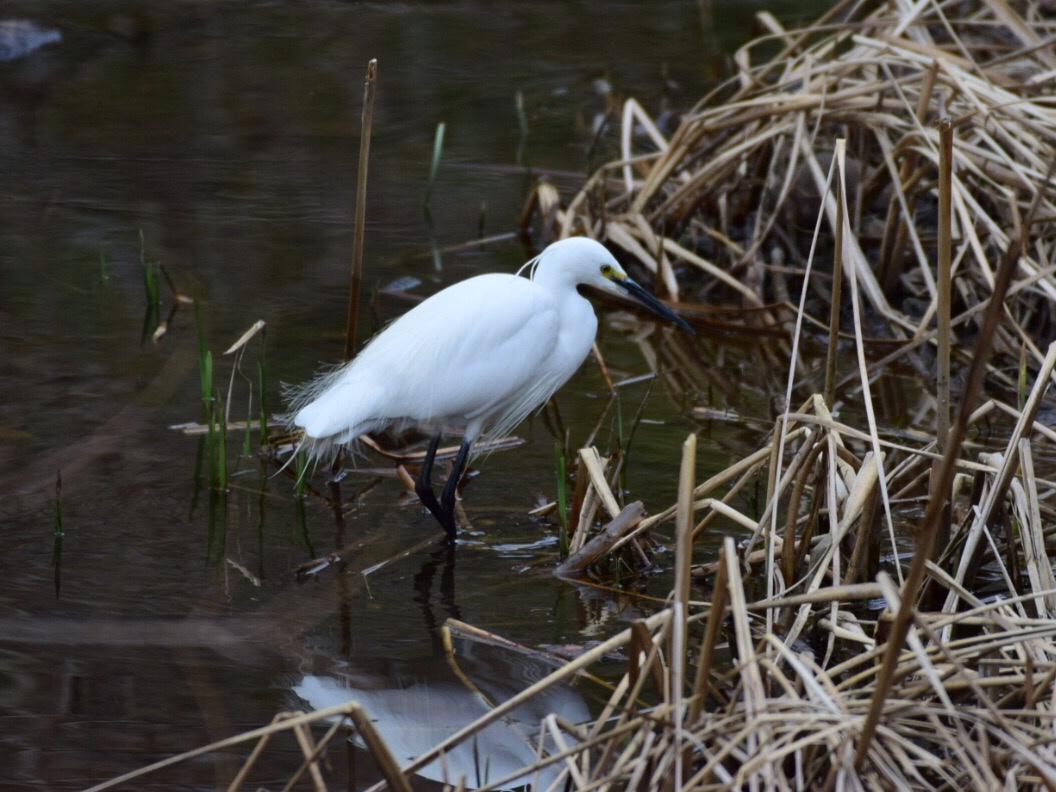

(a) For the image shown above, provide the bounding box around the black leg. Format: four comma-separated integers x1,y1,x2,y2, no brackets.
439,439,472,543
414,434,445,526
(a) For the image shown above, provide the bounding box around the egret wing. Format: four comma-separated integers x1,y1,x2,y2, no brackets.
372,273,562,435
292,273,563,445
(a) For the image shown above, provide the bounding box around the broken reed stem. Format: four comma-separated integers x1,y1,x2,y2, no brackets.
854,162,1041,769
689,541,730,724
344,58,378,362
554,501,646,578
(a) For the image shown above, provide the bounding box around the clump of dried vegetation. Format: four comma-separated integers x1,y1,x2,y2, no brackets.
98,0,1056,789
530,0,1056,784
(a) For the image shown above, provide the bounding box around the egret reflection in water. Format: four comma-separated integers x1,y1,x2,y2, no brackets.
290,643,591,790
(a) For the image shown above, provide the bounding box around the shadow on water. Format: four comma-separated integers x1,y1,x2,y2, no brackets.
0,1,832,787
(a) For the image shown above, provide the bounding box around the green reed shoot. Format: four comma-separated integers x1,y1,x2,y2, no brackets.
140,234,161,342
295,449,308,498
294,495,315,556
201,349,213,410
198,319,227,490
196,318,227,491
141,259,160,309
140,231,160,310
424,121,445,209
616,383,655,506
206,389,218,486
555,441,569,557
258,359,269,444
206,489,228,563
209,387,228,491
611,393,631,508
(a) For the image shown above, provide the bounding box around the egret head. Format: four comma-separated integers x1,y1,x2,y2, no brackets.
533,237,694,334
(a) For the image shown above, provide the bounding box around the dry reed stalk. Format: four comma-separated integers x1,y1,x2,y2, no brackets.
518,178,562,243
286,720,328,791
84,702,403,792
579,446,620,519
930,114,954,564
226,712,286,790
1014,438,1056,617
554,501,646,578
671,433,697,789
345,58,378,362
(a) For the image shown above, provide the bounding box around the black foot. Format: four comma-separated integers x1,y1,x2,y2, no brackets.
414,435,471,543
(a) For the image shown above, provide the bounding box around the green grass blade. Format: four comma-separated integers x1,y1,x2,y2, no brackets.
258,359,269,444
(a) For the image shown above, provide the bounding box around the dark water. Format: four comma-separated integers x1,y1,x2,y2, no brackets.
0,2,816,789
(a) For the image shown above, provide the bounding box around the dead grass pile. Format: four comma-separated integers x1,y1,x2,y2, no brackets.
516,0,1056,786
543,0,1056,381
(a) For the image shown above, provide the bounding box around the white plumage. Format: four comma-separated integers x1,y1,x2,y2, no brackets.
286,236,692,540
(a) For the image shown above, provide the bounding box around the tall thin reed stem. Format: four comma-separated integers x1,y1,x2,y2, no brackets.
345,59,378,362
929,113,954,560
824,151,846,408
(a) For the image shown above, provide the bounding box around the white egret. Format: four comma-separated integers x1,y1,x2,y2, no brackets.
287,236,693,541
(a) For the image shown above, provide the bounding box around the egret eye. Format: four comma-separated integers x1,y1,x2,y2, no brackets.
600,263,614,277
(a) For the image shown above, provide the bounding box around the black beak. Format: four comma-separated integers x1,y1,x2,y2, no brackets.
616,277,695,335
